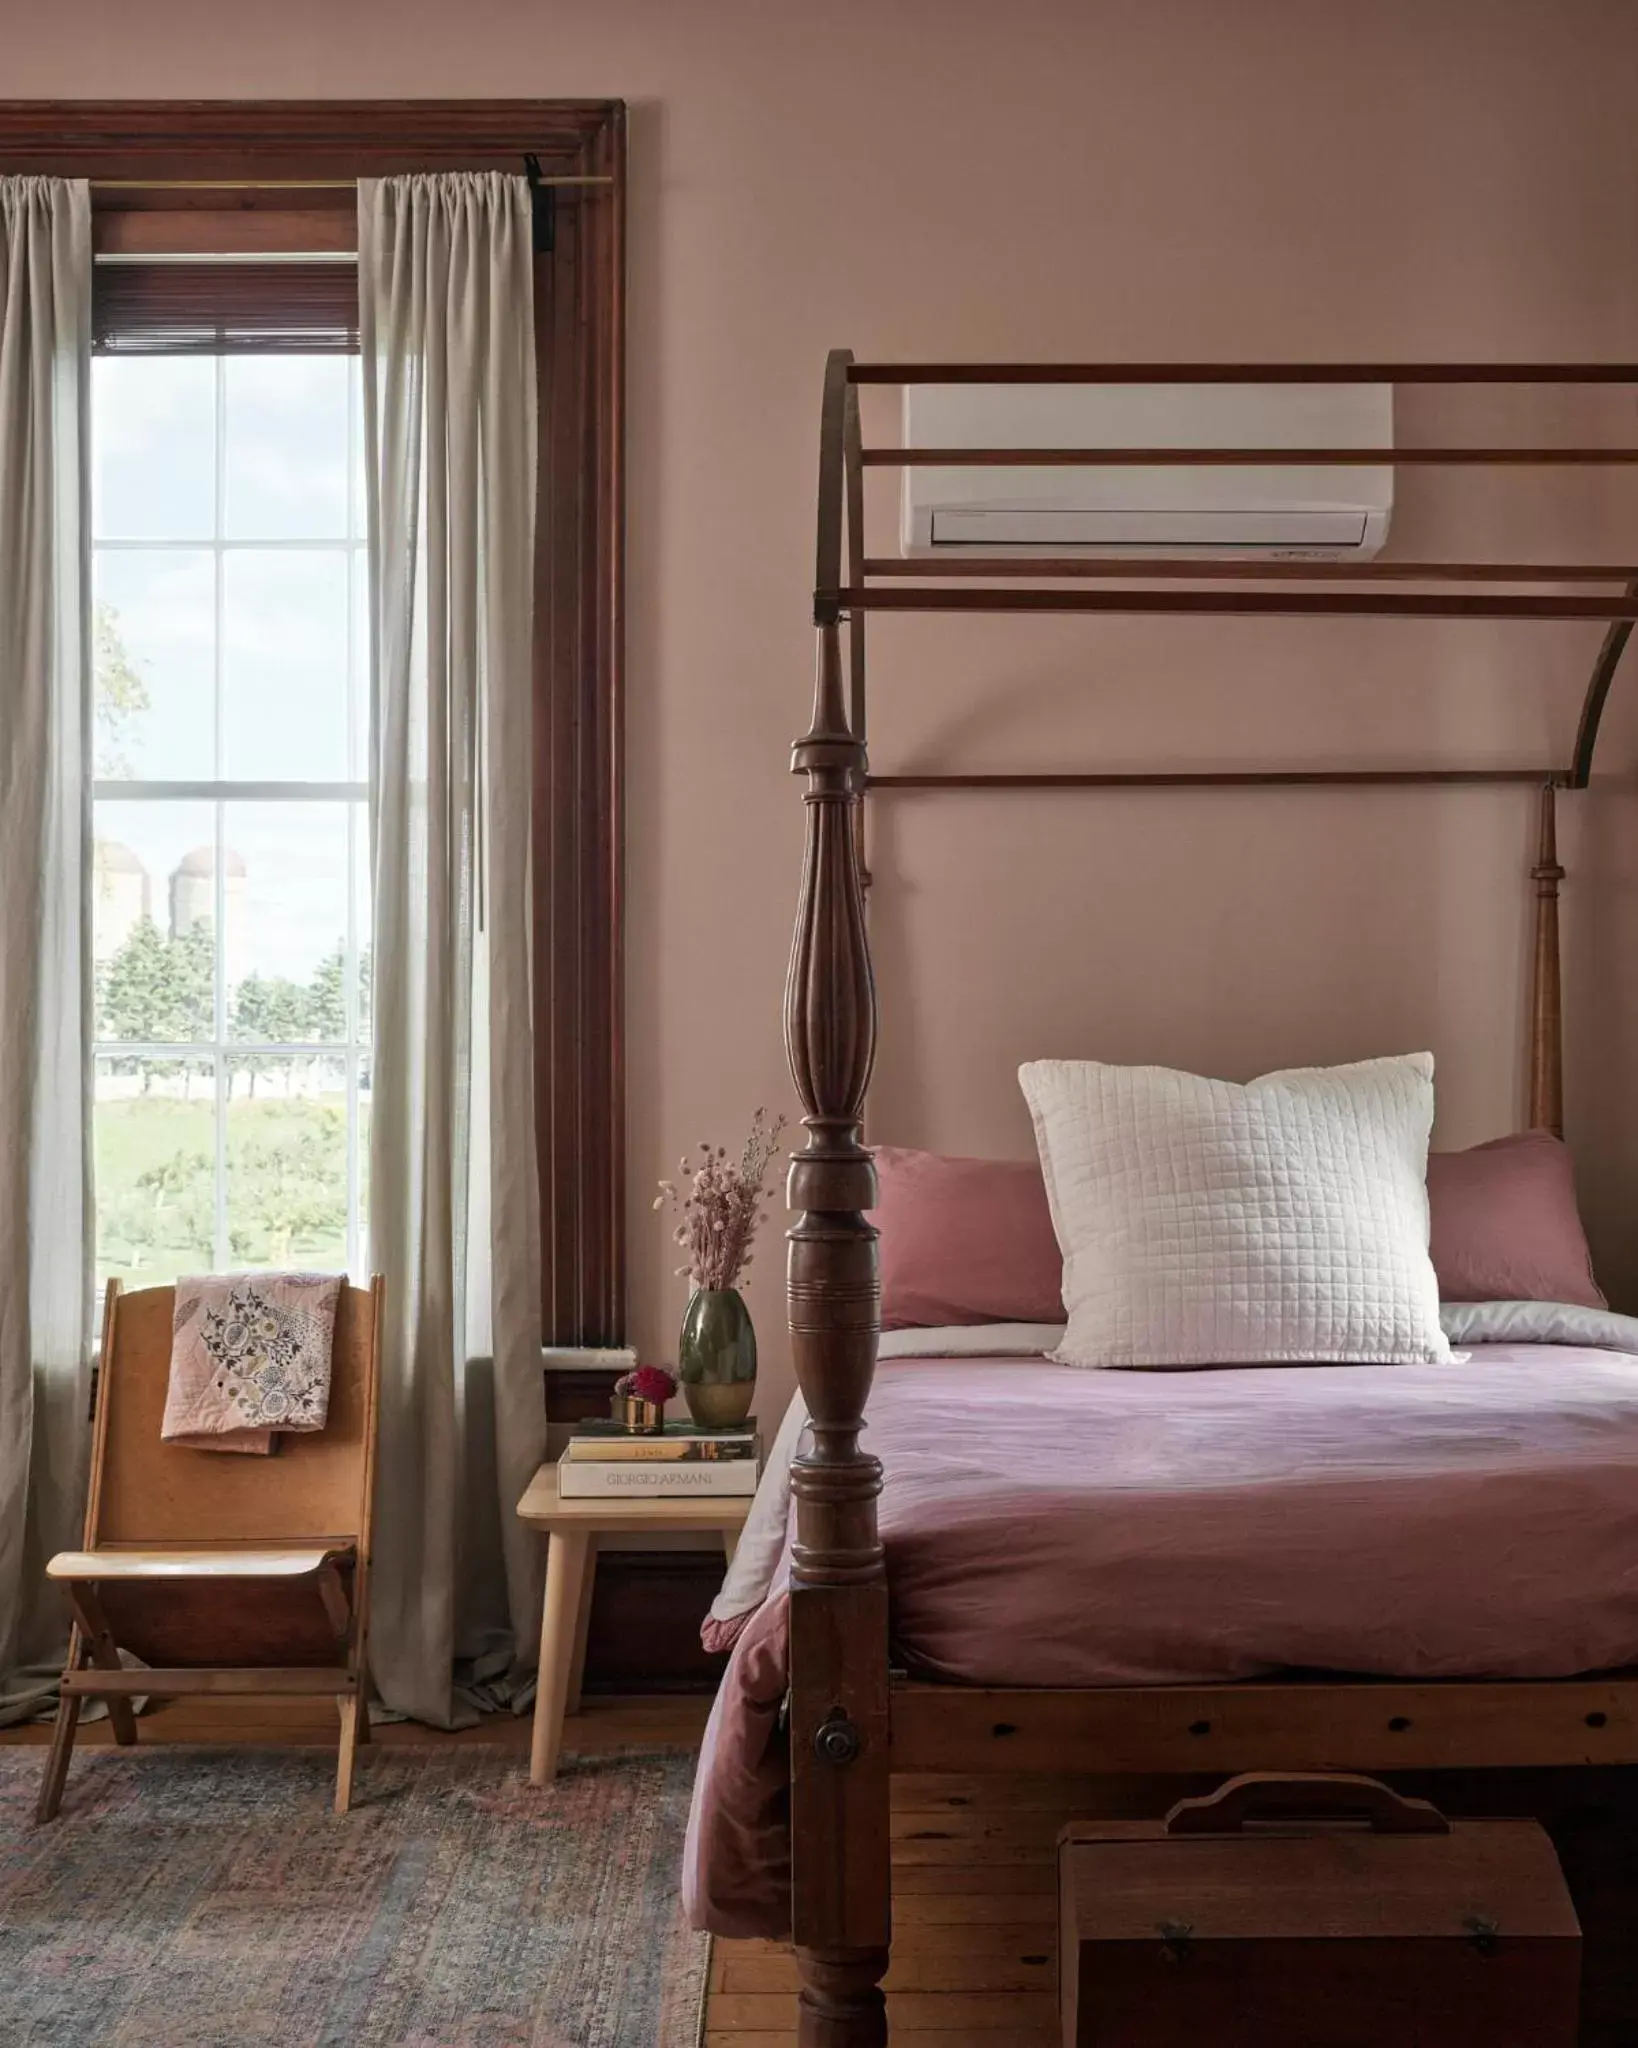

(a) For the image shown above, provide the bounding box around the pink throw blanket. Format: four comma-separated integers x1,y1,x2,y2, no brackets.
161,1273,343,1455
684,1344,1638,1938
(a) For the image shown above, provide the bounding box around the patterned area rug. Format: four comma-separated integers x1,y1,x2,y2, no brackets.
0,1745,708,2047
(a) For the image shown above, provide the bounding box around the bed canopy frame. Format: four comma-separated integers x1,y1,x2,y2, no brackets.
781,350,1638,2046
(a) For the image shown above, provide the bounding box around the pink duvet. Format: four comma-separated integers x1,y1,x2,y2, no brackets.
684,1345,1638,1938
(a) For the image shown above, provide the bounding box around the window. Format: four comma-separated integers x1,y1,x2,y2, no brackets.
10,99,625,1338
91,353,370,1290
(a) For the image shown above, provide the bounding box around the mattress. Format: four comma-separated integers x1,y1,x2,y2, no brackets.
684,1311,1638,1938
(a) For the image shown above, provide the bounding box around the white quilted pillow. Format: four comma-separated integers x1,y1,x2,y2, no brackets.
1019,1053,1450,1369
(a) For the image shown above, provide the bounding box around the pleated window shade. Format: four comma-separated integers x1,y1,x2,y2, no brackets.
93,262,360,355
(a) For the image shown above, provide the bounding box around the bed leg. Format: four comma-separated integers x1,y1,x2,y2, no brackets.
795,1947,889,2047
789,1576,892,2047
785,613,892,2048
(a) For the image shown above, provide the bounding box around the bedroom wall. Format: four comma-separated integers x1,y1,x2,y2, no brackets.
14,0,1638,1426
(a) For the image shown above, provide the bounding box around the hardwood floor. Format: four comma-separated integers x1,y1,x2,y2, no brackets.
706,1773,1083,2046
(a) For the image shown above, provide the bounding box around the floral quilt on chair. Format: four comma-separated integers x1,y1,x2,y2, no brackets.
160,1272,343,1454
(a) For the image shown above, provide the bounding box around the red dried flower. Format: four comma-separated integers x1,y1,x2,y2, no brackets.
616,1364,678,1405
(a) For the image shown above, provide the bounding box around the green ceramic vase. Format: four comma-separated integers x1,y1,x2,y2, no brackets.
678,1287,757,1428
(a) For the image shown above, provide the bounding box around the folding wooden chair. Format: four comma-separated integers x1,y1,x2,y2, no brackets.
37,1275,385,1822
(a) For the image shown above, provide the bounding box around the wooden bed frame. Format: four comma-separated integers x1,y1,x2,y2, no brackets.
781,350,1638,2045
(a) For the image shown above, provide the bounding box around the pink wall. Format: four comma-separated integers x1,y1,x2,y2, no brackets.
17,0,1638,1420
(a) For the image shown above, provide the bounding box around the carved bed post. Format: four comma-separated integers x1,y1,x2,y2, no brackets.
1529,782,1565,1137
784,617,891,2048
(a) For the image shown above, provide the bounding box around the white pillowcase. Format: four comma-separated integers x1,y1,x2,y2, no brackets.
1019,1053,1450,1369
878,1323,1066,1359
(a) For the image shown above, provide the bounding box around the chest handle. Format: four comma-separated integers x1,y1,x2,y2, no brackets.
1166,1772,1451,1837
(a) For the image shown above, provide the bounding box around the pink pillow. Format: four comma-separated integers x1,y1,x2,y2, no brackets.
872,1131,1603,1328
1427,1131,1604,1309
869,1145,1065,1330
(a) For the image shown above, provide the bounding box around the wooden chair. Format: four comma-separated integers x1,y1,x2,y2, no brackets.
37,1275,385,1823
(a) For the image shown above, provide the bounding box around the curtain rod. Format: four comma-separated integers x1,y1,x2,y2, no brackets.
91,252,358,266
89,175,614,190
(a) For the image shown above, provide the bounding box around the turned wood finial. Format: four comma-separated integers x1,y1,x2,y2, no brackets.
1528,781,1565,1137
785,623,881,1475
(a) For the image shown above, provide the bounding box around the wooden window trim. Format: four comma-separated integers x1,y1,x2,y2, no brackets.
1,100,627,1345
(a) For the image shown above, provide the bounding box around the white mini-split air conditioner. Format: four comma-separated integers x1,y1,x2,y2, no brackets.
900,383,1394,561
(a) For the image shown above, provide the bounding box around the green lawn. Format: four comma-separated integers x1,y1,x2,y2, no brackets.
95,1086,356,1287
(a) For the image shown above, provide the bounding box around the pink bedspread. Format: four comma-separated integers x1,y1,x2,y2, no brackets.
684,1346,1638,1937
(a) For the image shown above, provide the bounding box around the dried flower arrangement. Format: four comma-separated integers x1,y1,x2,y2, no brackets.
615,1364,678,1405
655,1108,788,1292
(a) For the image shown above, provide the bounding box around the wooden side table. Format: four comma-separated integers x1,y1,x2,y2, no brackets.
515,1462,751,1785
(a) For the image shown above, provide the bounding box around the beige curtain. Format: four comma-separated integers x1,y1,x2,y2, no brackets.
359,173,546,1726
0,178,93,1723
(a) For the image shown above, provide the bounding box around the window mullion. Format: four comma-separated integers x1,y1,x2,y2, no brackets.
93,1043,343,1059
93,780,367,803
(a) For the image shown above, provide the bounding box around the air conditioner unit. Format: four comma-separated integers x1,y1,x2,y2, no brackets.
900,383,1394,561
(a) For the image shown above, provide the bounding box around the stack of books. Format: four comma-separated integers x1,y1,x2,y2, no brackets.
557,1418,761,1498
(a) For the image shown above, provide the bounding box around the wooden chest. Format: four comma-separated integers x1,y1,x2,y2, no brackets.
1059,1774,1581,2047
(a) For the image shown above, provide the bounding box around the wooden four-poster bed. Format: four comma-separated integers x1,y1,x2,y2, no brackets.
777,351,1638,2045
